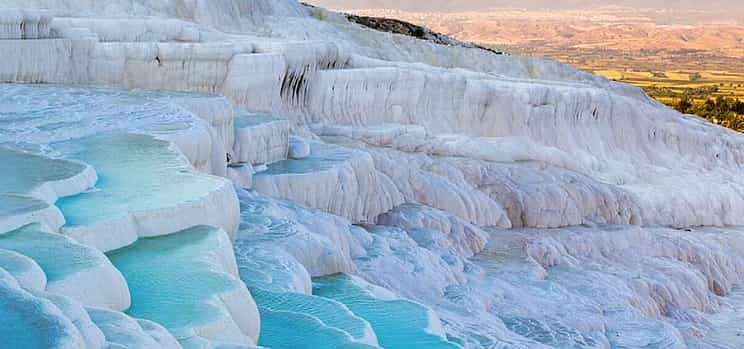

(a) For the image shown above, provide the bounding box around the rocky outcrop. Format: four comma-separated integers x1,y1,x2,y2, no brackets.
343,12,504,55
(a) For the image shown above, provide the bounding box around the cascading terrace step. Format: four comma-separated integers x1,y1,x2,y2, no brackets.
251,141,403,224
232,112,290,167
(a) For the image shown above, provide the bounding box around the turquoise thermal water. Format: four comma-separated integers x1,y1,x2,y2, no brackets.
234,113,281,128
53,133,224,227
256,142,351,175
0,225,99,283
107,226,240,331
0,84,200,145
0,147,87,197
258,306,377,349
0,196,50,220
253,288,375,347
314,274,462,349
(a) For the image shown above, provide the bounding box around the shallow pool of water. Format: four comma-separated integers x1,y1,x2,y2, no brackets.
256,142,352,176
108,226,240,331
53,133,224,228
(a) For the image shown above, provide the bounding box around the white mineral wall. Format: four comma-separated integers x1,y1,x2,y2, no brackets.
452,159,643,228
364,147,512,227
304,67,744,227
233,119,290,165
0,9,52,39
234,189,361,294
303,66,725,164
0,0,307,28
51,17,201,42
0,0,655,99
522,226,744,332
353,224,744,348
153,120,217,175
88,42,250,93
322,134,641,229
252,144,404,224
265,8,656,103
169,96,235,176
377,204,491,259
223,53,288,114
0,39,73,83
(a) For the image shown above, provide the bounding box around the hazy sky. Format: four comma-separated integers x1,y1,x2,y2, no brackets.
309,0,744,12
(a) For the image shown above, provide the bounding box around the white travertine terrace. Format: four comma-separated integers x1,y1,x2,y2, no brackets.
232,113,290,166
1,0,744,348
253,141,403,223
0,9,52,39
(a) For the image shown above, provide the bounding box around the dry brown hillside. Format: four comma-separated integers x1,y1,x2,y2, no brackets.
347,8,744,57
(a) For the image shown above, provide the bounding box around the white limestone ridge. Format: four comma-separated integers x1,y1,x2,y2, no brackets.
0,1,743,348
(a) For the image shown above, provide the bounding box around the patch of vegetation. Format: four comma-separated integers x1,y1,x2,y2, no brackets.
639,77,744,132
667,95,744,131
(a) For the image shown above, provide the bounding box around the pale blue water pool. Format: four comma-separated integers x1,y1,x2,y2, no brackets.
252,288,375,346
0,196,50,222
0,225,99,283
258,307,377,349
313,274,462,349
0,84,203,145
0,84,231,235
53,133,224,227
0,147,87,197
232,190,464,348
234,113,281,128
255,142,352,176
107,226,240,331
233,191,373,347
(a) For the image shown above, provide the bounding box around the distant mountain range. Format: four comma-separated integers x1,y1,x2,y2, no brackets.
311,0,744,13
329,7,744,57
